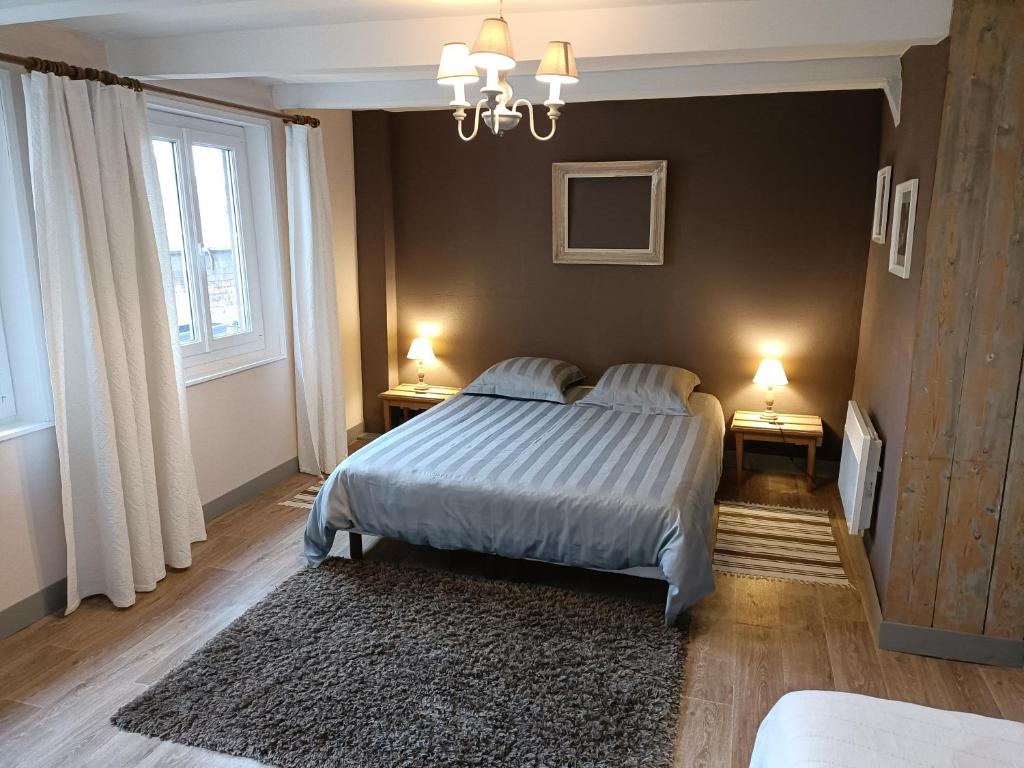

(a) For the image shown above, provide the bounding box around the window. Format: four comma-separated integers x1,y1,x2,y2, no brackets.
148,105,284,384
0,68,52,440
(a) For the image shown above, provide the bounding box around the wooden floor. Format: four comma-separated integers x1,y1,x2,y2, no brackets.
1,464,1022,768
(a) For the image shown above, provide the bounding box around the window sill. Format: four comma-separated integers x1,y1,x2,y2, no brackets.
0,418,54,444
185,352,287,388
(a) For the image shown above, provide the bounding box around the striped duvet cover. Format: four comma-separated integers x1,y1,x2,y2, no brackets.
304,392,725,623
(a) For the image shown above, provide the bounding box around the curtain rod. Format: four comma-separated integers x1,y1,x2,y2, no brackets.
0,51,320,128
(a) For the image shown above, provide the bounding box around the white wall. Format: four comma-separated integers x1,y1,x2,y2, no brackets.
0,26,363,614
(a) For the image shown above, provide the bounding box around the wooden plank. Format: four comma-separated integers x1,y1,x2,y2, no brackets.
980,666,1024,723
822,617,886,697
877,650,952,710
985,368,1024,638
732,577,781,629
729,624,784,768
731,412,823,439
733,411,820,423
674,697,732,768
0,698,41,738
885,0,1010,625
933,0,1024,634
817,583,865,623
778,582,834,692
682,577,736,705
886,456,952,623
935,661,1002,718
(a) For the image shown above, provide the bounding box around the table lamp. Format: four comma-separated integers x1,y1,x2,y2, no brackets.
407,337,437,392
753,358,788,421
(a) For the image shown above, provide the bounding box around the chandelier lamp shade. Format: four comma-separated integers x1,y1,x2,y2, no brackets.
436,9,578,142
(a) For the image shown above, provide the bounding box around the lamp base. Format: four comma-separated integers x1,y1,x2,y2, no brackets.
760,410,779,422
413,383,430,393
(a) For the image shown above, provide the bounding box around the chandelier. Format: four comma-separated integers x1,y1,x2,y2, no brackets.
435,6,578,142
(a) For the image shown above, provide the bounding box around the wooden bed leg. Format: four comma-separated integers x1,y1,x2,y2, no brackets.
348,532,363,560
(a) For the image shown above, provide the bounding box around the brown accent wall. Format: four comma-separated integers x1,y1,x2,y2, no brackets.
353,111,399,433
852,42,950,605
355,92,882,456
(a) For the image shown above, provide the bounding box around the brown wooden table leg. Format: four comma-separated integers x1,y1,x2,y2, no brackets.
735,433,745,482
348,532,363,560
806,438,817,480
382,402,392,431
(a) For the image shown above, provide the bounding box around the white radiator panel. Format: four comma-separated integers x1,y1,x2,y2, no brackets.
838,401,882,534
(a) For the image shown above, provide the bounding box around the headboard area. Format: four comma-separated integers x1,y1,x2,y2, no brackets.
354,91,882,457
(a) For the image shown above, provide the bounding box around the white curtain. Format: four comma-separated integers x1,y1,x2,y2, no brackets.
22,72,206,614
286,123,347,475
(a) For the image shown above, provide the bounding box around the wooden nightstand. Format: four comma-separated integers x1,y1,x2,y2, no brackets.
730,411,824,482
379,384,460,431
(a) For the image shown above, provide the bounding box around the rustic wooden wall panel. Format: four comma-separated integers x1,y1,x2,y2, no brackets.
934,3,1024,634
884,0,1024,636
986,370,1024,639
884,1,993,626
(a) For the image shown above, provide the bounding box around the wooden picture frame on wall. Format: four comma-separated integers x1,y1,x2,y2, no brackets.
871,165,891,244
889,178,919,279
552,160,667,265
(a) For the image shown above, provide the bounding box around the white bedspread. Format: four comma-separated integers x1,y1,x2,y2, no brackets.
750,690,1024,767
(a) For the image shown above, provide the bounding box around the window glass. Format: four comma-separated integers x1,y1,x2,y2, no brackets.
152,138,200,345
191,144,251,339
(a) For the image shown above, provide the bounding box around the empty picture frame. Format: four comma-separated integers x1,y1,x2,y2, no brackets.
871,166,891,244
889,178,919,278
552,160,667,265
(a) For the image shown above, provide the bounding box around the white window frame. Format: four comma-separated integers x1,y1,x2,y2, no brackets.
0,67,53,442
147,99,286,386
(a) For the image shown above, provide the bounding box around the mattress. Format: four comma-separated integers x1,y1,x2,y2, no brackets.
751,690,1024,767
304,391,725,623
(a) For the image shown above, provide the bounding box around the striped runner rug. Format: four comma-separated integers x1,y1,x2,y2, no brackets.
713,502,851,586
280,480,323,510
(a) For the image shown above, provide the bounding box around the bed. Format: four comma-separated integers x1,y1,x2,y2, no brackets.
304,389,724,623
751,690,1024,767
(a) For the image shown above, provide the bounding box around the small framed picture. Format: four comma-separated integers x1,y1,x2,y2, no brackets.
889,178,919,279
871,166,891,244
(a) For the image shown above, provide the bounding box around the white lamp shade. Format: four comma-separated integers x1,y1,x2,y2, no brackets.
407,337,437,362
470,17,516,71
753,359,788,387
536,41,579,84
437,42,479,84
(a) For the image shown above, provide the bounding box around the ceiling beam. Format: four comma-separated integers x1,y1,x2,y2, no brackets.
272,56,904,114
104,0,951,81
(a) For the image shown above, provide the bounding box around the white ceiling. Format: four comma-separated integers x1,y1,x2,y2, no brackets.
0,0,952,112
3,0,726,38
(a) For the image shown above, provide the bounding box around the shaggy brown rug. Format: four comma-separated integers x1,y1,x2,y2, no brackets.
113,558,687,767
